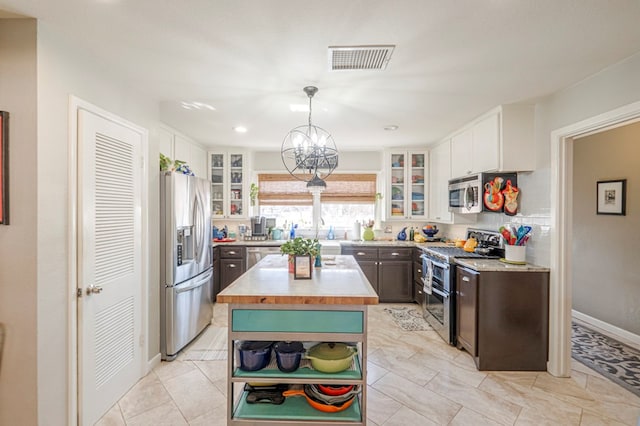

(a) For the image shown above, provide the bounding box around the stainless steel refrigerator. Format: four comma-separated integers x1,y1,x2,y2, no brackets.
160,171,213,360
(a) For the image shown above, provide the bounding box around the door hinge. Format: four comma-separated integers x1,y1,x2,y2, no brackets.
76,288,83,298
139,334,145,347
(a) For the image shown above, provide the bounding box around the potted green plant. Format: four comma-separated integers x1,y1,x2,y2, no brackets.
250,183,259,206
280,237,320,273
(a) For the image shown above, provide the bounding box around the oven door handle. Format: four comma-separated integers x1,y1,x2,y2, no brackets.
420,254,449,270
431,286,449,299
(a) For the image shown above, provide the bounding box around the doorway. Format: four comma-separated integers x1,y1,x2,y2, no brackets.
549,99,640,377
69,97,149,425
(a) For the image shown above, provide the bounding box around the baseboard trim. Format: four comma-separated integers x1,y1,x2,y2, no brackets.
572,309,640,349
147,352,162,373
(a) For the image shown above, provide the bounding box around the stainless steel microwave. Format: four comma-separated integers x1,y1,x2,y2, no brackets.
448,174,482,214
448,172,518,214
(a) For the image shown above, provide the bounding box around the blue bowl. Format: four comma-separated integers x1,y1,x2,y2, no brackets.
422,227,439,237
238,341,273,371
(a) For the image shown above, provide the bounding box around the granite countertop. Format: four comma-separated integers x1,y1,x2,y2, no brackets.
212,239,444,248
215,254,379,305
455,258,550,272
212,239,287,247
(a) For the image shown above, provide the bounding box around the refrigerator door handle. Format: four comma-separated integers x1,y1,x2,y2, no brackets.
175,270,212,294
191,179,207,269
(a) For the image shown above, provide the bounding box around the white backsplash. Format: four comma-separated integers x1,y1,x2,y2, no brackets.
214,185,551,266
438,170,552,266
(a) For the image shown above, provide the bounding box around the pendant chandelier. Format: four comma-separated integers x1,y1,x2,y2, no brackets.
281,86,338,188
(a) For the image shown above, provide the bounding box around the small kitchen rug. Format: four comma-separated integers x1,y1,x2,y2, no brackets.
383,306,432,331
571,321,640,398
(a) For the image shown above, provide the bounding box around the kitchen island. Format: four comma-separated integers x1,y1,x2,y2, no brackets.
216,254,378,425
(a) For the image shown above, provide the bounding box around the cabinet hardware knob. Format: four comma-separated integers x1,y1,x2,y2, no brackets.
462,276,470,282
229,264,236,268
356,252,366,256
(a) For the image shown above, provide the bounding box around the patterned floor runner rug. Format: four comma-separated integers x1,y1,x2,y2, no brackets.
384,306,432,331
571,321,640,398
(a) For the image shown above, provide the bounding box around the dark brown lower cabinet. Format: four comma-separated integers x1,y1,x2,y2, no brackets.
456,267,478,356
219,246,246,292
213,246,221,298
341,246,413,302
412,248,424,304
378,259,412,302
357,260,378,295
456,266,549,371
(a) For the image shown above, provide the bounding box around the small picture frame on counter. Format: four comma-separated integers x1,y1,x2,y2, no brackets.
597,179,626,215
293,255,312,279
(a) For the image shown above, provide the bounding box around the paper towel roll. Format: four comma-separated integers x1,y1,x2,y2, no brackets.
352,221,361,241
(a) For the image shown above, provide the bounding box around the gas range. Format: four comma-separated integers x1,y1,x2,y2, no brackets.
422,228,504,264
422,246,498,263
418,228,504,346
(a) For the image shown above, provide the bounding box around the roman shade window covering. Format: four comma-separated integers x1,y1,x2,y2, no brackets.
258,173,377,205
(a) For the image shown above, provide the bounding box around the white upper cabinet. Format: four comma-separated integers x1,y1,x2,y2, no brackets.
450,128,473,179
428,140,452,223
385,150,428,221
158,127,174,158
450,104,535,178
209,151,248,219
175,134,207,178
472,112,500,173
159,126,207,178
173,134,191,164
190,144,207,179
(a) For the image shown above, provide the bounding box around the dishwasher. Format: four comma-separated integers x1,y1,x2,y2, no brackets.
246,245,282,269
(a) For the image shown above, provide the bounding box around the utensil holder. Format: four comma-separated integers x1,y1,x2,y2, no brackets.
505,245,526,263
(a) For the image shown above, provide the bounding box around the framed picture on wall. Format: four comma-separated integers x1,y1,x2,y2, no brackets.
0,111,8,225
597,179,626,215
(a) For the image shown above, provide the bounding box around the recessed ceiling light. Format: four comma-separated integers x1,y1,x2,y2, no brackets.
181,101,216,111
233,126,248,133
384,125,399,131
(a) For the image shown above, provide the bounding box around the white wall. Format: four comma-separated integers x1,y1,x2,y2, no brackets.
251,150,383,172
36,22,163,424
0,18,38,426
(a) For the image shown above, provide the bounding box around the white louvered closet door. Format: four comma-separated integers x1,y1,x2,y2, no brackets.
78,109,143,426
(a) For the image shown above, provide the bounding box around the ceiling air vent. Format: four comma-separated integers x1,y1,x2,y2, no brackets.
328,45,395,71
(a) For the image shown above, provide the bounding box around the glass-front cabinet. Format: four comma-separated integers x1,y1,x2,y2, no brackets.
209,151,248,219
386,150,428,220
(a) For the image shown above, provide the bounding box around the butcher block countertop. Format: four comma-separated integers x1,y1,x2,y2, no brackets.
216,254,379,305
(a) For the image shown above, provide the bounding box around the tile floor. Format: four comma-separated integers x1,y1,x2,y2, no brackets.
97,303,640,425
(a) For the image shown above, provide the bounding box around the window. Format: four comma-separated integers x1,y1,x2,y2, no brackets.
258,173,377,231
